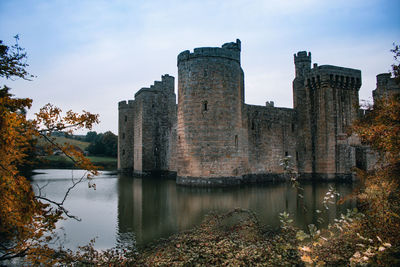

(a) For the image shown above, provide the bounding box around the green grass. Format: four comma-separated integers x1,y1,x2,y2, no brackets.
37,155,117,170
87,156,117,163
36,136,90,151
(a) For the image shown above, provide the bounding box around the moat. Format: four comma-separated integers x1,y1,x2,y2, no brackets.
31,169,356,250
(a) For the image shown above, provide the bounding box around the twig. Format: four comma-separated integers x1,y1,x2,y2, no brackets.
35,195,81,221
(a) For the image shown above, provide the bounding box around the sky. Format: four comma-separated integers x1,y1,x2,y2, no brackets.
0,0,399,134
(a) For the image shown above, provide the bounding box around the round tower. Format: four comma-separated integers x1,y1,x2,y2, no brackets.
176,39,248,185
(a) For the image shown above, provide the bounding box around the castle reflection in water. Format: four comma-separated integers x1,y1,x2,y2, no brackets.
116,175,356,247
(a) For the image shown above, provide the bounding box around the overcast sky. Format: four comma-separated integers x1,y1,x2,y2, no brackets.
1,0,399,134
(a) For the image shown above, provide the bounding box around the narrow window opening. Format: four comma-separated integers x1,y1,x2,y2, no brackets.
235,135,238,148
291,123,295,132
203,101,208,111
251,120,255,130
296,151,299,161
285,151,288,156
124,115,127,122
122,133,125,139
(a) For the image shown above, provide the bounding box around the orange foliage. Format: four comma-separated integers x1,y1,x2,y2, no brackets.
0,37,99,264
349,45,400,263
353,95,400,167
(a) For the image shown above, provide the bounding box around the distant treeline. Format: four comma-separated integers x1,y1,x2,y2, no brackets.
66,131,118,158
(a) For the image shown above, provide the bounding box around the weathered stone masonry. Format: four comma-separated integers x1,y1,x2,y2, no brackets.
118,74,176,175
118,39,380,186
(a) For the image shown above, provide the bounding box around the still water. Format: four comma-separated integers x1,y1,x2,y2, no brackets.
31,169,356,250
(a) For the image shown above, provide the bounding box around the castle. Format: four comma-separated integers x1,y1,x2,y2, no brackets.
118,39,397,186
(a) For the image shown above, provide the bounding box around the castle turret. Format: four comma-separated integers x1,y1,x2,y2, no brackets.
118,75,176,176
373,73,400,102
176,39,249,185
293,51,313,174
294,51,311,78
118,100,135,173
133,75,176,175
293,51,362,179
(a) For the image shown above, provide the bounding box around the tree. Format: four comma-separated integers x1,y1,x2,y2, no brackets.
85,131,98,143
0,37,99,264
87,131,117,157
339,44,400,265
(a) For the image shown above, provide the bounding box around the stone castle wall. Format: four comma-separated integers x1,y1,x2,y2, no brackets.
120,75,176,175
118,40,374,185
246,104,296,174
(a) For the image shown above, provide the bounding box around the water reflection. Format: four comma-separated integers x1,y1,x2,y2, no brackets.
117,175,356,247
31,170,356,250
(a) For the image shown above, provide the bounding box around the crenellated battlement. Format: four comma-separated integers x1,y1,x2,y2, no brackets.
118,100,135,109
294,51,311,64
294,51,312,77
305,65,361,90
177,39,241,65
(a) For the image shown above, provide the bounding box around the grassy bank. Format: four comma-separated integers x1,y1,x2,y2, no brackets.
35,136,91,151
36,155,117,170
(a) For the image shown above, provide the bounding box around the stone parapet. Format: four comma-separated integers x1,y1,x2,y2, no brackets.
118,100,135,109
177,39,241,65
305,65,361,90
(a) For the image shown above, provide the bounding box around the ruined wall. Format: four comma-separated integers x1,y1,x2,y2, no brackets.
118,75,176,175
293,52,361,179
246,104,297,174
134,75,176,174
176,39,249,184
118,100,135,172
